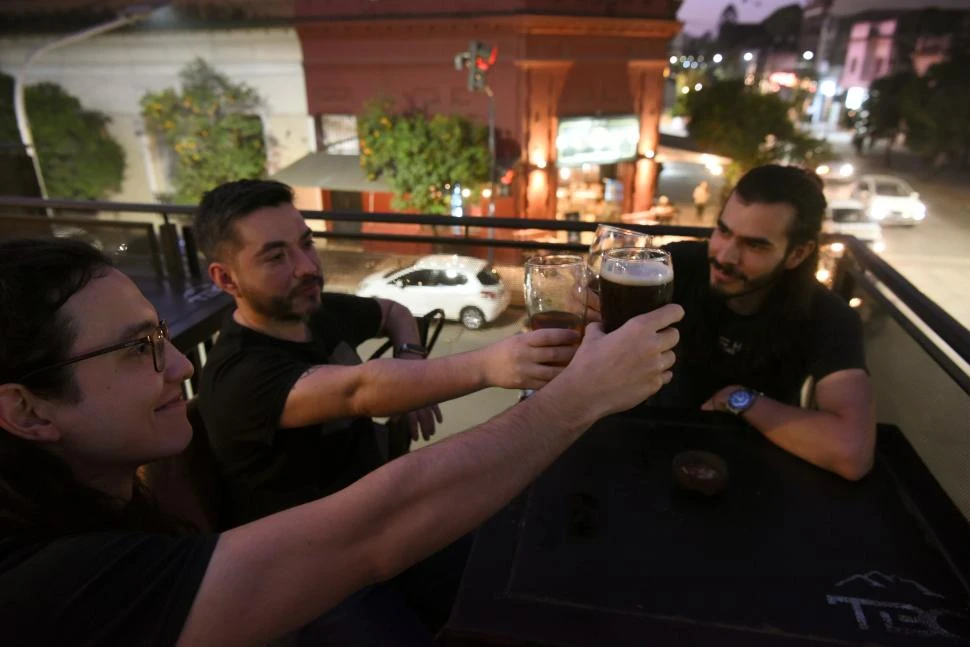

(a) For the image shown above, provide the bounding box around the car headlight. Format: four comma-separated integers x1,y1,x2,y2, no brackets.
873,241,886,253
914,202,926,220
839,163,854,177
870,204,890,221
816,164,831,176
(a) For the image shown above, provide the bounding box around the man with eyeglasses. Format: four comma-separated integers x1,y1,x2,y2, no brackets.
0,237,682,646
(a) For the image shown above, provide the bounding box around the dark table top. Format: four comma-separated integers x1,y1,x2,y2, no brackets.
135,279,232,352
442,409,970,646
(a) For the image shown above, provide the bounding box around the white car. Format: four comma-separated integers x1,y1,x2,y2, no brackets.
356,255,510,330
823,199,885,253
851,174,926,226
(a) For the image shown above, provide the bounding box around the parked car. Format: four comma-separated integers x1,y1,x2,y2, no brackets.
851,174,926,226
823,199,885,253
356,255,510,330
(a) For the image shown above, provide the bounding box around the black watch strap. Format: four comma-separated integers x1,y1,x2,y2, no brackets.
396,343,429,358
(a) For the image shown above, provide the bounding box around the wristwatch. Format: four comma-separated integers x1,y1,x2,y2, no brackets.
396,343,429,358
724,388,760,415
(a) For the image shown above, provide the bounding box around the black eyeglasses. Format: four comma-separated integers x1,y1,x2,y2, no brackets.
18,321,170,382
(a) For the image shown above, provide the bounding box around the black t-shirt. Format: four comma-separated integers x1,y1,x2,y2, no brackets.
659,241,867,407
0,532,216,646
199,293,386,527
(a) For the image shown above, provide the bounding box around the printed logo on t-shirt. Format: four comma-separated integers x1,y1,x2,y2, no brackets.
718,336,744,356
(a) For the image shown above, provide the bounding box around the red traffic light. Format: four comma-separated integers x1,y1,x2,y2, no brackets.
475,45,498,71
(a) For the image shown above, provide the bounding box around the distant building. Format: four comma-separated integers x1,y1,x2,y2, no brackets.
290,0,681,220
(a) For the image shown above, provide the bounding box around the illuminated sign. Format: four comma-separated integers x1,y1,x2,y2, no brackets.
556,115,640,167
769,72,798,88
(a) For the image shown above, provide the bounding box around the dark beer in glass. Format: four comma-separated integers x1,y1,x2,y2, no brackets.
600,248,673,333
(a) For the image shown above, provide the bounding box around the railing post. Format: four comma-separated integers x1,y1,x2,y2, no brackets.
182,225,203,282
159,221,185,284
146,226,165,281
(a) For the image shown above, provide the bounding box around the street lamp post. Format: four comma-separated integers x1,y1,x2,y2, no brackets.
14,4,163,206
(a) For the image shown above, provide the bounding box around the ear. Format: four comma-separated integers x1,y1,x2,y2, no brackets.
784,240,816,270
0,384,62,443
209,262,242,298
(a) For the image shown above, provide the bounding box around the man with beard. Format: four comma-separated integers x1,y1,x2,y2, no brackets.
659,165,875,481
192,180,590,642
193,180,580,527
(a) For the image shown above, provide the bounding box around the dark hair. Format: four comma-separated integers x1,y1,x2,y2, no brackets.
682,165,827,401
0,239,184,537
733,164,826,251
193,179,294,261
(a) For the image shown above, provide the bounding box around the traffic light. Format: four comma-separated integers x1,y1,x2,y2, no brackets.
460,41,497,92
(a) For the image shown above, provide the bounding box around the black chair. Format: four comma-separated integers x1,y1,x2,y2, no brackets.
369,309,446,459
368,308,446,362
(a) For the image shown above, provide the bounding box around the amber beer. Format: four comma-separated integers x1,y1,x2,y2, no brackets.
529,310,584,335
600,251,674,333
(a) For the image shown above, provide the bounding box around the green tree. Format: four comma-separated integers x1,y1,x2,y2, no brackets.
0,73,125,199
859,71,919,167
899,60,970,168
684,79,830,192
141,59,267,204
358,99,490,214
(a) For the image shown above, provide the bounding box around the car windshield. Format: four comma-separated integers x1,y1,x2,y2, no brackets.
874,181,912,197
477,266,501,286
383,266,412,278
832,208,866,223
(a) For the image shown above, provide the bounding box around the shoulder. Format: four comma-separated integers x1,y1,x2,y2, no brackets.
808,286,862,330
312,293,382,339
665,240,708,268
665,240,709,294
0,532,217,646
317,293,381,322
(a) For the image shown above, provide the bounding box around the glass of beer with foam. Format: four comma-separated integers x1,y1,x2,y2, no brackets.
524,255,588,340
599,248,673,333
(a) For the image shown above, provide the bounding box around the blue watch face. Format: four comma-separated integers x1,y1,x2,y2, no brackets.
728,390,754,410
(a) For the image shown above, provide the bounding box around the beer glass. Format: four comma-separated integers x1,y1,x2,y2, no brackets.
600,248,673,333
524,255,588,338
588,225,651,293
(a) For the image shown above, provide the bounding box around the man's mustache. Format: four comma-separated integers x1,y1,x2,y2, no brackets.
292,275,324,295
708,257,746,281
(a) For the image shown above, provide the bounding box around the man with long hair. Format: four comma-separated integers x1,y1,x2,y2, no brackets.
0,238,681,645
665,165,875,481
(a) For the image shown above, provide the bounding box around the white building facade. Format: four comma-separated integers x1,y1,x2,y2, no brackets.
0,27,313,203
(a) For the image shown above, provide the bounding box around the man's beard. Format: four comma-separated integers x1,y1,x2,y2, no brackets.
708,256,786,301
245,275,324,322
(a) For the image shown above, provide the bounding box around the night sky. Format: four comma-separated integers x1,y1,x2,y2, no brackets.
678,0,806,35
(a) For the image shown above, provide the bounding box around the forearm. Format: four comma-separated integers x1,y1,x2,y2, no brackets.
743,397,874,480
182,374,598,646
350,348,492,416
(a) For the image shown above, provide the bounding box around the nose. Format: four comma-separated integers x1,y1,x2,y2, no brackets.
163,340,194,382
295,247,321,277
716,240,740,266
